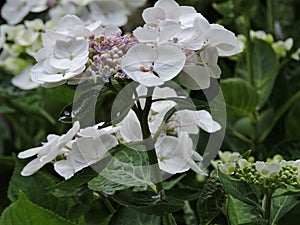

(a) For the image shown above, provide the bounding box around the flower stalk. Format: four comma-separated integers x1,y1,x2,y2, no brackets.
133,87,164,193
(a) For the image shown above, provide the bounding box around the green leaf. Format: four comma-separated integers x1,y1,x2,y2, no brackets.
183,201,197,225
270,189,299,225
227,196,267,225
47,166,98,190
88,144,155,193
234,117,255,139
197,171,226,225
88,175,130,195
0,191,76,225
218,171,258,207
49,144,125,191
220,78,258,118
8,160,75,218
163,175,186,190
59,86,100,123
236,38,279,107
166,187,201,201
110,206,161,225
111,190,184,216
212,1,234,18
233,0,261,18
285,101,300,140
259,91,300,142
162,213,178,225
270,140,300,160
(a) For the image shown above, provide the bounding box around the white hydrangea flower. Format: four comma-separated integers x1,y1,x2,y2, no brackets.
155,132,206,175
18,121,80,176
30,15,94,87
121,44,186,87
255,161,282,178
31,38,89,87
54,125,118,179
1,0,48,25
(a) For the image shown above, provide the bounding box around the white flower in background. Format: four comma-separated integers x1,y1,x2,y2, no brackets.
155,132,206,175
255,161,282,178
30,15,93,87
54,125,118,179
122,44,186,87
89,1,129,27
1,0,48,25
218,151,241,163
31,38,89,87
18,121,80,176
11,66,40,90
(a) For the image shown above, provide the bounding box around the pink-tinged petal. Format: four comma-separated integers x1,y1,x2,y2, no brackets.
179,65,211,90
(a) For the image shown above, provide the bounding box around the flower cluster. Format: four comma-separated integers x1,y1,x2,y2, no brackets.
216,152,300,190
87,32,138,82
25,0,241,89
0,0,147,90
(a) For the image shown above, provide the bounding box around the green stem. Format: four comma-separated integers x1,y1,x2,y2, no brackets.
99,193,115,214
133,87,163,193
266,0,274,34
243,15,255,87
243,15,259,153
264,189,274,224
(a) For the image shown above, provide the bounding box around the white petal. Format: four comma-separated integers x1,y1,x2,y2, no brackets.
18,146,43,159
154,45,186,81
133,27,159,42
54,160,75,180
142,7,166,24
196,110,221,133
11,66,40,90
179,65,211,90
119,110,142,142
20,158,45,176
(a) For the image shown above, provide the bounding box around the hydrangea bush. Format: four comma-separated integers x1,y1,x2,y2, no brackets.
0,0,300,225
